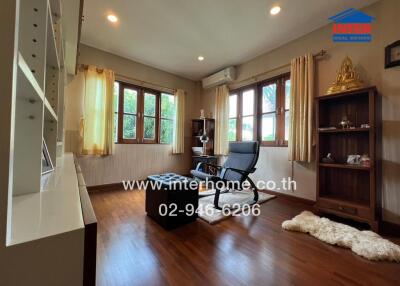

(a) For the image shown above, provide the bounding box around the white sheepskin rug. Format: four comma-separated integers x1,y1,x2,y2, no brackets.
282,211,400,262
198,191,275,224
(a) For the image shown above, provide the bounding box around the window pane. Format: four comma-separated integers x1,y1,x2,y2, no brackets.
262,113,276,141
144,117,155,139
114,82,119,112
228,118,237,141
262,83,276,113
144,93,156,116
161,93,175,119
242,116,253,141
123,114,136,139
285,79,291,110
124,89,137,114
160,119,173,144
114,113,118,142
242,89,254,116
285,111,290,141
229,94,237,118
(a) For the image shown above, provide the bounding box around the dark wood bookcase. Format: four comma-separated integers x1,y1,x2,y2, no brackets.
191,119,216,173
191,119,215,155
315,87,381,230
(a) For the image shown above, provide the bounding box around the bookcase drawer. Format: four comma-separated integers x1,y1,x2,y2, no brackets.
316,198,373,220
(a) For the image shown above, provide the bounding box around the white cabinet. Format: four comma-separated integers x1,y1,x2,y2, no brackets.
0,0,85,285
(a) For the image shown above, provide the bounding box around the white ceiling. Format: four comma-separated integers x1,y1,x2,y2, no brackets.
81,0,377,80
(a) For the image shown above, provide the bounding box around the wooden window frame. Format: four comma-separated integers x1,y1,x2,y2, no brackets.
118,83,140,144
142,89,160,144
229,73,290,147
229,84,258,142
228,93,239,141
159,93,175,144
115,81,173,144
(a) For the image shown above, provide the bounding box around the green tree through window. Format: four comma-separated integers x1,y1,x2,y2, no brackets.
114,81,176,144
160,93,175,144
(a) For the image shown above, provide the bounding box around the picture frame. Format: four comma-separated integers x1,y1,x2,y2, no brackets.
384,40,400,69
42,139,54,175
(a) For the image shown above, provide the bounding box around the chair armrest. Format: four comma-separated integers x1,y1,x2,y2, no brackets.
195,162,223,172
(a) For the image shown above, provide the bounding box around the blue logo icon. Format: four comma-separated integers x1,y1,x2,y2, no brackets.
329,8,375,42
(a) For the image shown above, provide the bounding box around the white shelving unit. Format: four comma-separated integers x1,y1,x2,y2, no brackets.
9,0,71,242
12,0,66,198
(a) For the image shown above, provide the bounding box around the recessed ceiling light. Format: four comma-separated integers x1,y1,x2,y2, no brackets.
270,6,281,15
198,56,204,61
107,14,118,23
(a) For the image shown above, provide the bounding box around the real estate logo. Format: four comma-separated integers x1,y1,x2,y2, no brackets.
329,8,374,42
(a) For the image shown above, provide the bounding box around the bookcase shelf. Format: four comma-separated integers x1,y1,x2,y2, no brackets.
315,87,381,231
319,163,370,171
319,195,370,208
318,128,370,133
17,52,44,101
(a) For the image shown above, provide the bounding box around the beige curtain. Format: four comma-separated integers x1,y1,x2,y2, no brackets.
288,53,314,162
214,84,229,155
172,89,185,154
79,65,115,156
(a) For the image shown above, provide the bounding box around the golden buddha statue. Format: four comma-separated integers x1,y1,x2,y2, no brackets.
326,56,364,94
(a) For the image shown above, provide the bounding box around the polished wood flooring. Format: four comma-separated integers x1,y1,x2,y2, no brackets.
90,189,400,286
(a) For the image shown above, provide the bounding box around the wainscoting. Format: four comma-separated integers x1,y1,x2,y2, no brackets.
65,130,193,186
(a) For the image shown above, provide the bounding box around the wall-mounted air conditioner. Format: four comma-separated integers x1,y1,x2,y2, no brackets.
201,66,236,89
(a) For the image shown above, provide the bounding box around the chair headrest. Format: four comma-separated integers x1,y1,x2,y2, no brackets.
229,141,259,154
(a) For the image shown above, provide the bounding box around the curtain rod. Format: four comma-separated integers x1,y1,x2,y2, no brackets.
116,73,177,93
78,64,177,93
230,49,327,88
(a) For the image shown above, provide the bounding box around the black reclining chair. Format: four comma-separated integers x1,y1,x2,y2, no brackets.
191,141,260,209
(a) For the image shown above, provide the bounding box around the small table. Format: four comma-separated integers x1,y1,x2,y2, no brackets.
145,173,199,229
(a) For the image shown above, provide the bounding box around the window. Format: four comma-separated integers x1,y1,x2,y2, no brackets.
241,89,255,141
228,73,290,146
228,86,256,141
114,81,175,144
259,74,290,146
160,93,175,144
122,87,138,141
143,91,157,142
228,94,237,141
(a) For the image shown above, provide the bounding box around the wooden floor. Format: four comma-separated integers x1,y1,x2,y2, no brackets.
90,189,400,286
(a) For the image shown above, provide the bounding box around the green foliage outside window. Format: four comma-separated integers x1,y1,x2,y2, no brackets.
113,82,119,141
123,115,136,139
144,117,155,139
228,118,236,141
161,93,175,119
160,93,175,144
160,119,173,144
114,82,176,144
144,93,156,116
124,89,137,114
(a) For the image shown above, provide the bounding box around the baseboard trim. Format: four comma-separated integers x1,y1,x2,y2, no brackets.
87,182,124,193
380,221,400,237
260,189,315,206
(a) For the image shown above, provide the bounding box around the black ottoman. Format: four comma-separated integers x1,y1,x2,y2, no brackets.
145,173,199,229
